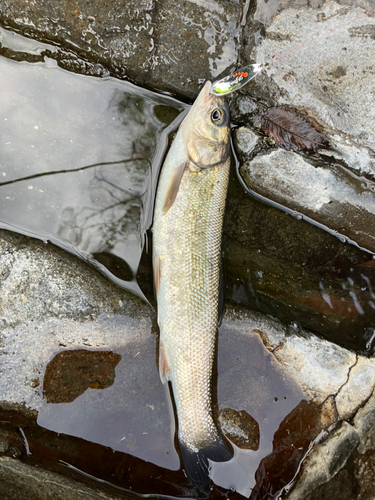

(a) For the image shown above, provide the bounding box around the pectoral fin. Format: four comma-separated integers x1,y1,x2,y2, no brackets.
162,161,187,215
159,340,171,384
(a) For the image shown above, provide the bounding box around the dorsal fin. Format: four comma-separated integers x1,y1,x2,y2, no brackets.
162,161,187,215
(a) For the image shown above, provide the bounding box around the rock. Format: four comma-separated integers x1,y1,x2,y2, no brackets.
0,0,243,99
300,387,375,500
353,449,375,500
0,230,178,473
250,398,338,499
0,2,375,498
2,11,375,360
0,231,151,328
253,1,375,177
217,307,375,497
353,389,375,454
302,447,375,500
287,422,360,500
0,456,124,500
223,170,375,355
43,350,122,404
233,126,260,157
0,229,373,497
0,437,8,455
301,465,357,500
225,306,375,420
231,3,375,352
219,408,260,450
265,327,356,404
238,147,375,254
336,357,375,419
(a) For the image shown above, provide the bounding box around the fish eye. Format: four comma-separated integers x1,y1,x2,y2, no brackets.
211,108,226,126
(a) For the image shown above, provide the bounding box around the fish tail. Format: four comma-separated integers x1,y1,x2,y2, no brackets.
179,435,233,494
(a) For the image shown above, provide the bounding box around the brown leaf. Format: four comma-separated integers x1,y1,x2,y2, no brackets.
261,108,332,153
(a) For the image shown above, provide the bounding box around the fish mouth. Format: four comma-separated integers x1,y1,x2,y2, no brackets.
199,81,213,103
200,81,226,107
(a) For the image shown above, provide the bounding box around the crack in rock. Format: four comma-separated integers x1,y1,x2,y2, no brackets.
334,354,359,399
335,355,375,420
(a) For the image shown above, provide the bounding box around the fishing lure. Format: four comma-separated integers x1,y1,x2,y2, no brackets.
211,63,263,96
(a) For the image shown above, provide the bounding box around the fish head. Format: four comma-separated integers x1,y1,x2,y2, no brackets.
181,81,230,168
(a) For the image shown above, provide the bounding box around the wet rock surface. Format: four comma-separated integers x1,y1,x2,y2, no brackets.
287,422,360,500
226,307,375,499
240,1,375,175
0,456,125,500
43,350,122,404
229,1,375,358
295,390,375,500
226,305,375,424
1,0,374,357
0,230,150,327
251,399,338,499
232,1,375,276
238,145,375,253
223,170,375,355
0,0,243,100
219,408,260,451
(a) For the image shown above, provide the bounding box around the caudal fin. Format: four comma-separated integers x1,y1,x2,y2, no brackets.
179,436,233,495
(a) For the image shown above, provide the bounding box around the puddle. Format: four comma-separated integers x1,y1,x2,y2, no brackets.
0,25,186,300
37,333,178,471
0,312,313,499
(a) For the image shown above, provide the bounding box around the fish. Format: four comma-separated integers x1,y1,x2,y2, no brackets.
152,81,232,491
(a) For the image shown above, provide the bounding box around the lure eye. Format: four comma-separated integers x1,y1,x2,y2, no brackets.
211,108,226,126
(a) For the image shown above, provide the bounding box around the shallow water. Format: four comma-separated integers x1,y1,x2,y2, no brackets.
0,312,307,499
0,25,186,300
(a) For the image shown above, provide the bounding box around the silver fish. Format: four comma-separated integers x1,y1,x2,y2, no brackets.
153,81,232,490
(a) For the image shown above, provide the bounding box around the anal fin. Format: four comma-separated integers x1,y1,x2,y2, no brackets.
159,340,171,384
153,255,161,302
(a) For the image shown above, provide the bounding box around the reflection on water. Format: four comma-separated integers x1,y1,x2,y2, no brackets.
0,25,186,299
213,319,305,497
250,399,334,499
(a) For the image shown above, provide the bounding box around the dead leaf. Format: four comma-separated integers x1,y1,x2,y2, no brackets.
261,108,332,153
